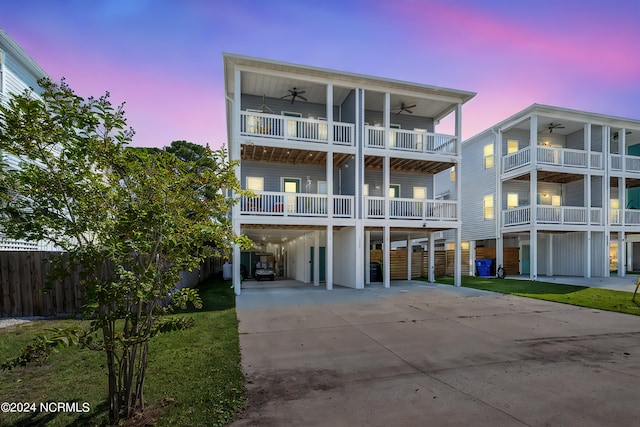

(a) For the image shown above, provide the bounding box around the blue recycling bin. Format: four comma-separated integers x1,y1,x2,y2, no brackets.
475,259,493,277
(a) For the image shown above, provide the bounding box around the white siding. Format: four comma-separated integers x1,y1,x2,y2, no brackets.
461,135,498,241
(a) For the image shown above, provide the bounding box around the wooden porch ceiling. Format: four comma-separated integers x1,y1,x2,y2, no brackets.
241,145,352,167
610,177,640,188
512,171,584,184
364,156,453,174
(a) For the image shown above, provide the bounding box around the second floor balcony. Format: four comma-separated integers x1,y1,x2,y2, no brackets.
365,197,458,221
365,126,457,155
240,111,355,146
503,146,603,174
503,205,603,227
240,192,354,219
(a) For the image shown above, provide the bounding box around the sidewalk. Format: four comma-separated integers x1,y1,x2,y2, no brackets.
232,281,640,426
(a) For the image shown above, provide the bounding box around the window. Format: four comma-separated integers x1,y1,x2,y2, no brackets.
507,140,519,154
484,194,494,219
484,144,494,169
414,128,426,150
283,112,301,137
551,195,561,206
363,184,369,196
246,177,264,192
389,184,400,198
389,124,400,147
413,187,426,199
450,166,456,182
507,193,518,209
317,181,327,194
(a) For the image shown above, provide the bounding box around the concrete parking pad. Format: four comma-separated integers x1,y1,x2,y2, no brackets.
232,281,640,426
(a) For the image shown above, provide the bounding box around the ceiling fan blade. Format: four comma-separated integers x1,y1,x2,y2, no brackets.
396,110,402,115
406,104,417,109
406,109,413,114
297,90,306,95
298,95,308,102
280,94,291,99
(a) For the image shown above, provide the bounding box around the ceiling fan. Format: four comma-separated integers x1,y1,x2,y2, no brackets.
546,122,565,133
281,87,307,104
393,102,417,115
611,130,632,141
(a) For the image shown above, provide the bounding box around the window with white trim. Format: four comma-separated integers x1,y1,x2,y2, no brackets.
484,194,494,219
484,144,494,169
246,176,264,192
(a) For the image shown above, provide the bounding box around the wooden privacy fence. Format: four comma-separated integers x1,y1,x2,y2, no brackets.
0,252,224,318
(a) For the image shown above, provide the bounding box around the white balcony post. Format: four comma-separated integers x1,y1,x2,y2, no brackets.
383,225,390,288
326,225,333,290
530,228,538,280
454,228,461,286
406,234,412,280
455,103,462,157
384,92,390,148
355,222,364,289
233,221,241,296
365,230,371,284
585,231,592,278
326,83,333,144
428,232,435,282
546,234,553,276
619,231,626,277
327,150,334,217
383,155,390,219
530,115,538,280
620,176,625,227
314,230,320,287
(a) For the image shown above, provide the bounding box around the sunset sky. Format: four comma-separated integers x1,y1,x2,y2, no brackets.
3,0,639,148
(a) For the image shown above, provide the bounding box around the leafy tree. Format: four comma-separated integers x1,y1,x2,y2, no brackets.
0,78,250,423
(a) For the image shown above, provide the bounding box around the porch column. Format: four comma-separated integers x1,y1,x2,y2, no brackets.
428,232,435,282
585,231,592,278
326,83,333,142
384,93,391,147
454,228,461,286
530,229,538,281
530,115,538,281
326,225,333,290
547,234,553,276
406,234,412,280
496,234,503,277
383,225,391,288
365,230,371,284
383,155,390,219
233,222,241,296
313,230,320,286
327,150,333,217
469,240,476,277
619,231,626,276
355,222,364,289
627,240,633,274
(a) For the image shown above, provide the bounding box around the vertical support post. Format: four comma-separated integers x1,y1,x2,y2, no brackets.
547,234,553,276
469,240,476,277
619,231,625,277
585,230,592,278
326,83,333,143
406,234,412,280
365,230,371,284
428,231,435,283
326,225,333,290
383,225,390,288
313,230,320,286
383,155,390,219
355,222,364,289
530,114,538,281
233,222,241,296
604,125,611,278
530,229,538,281
454,228,461,286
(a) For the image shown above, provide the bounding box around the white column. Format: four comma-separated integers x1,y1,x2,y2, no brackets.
383,155,390,219
383,225,391,288
326,83,333,142
355,222,364,289
428,232,435,282
233,222,241,296
627,240,633,274
619,232,626,276
530,114,538,280
406,234,412,280
314,230,320,286
604,125,611,277
326,225,333,290
454,228,461,286
365,230,371,284
585,231,592,278
327,150,334,217
469,240,476,277
546,234,553,276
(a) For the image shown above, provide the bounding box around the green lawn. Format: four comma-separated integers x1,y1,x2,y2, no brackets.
434,276,640,315
0,279,244,426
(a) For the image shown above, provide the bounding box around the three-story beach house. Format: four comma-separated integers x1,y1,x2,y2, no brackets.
224,54,475,294
461,104,640,280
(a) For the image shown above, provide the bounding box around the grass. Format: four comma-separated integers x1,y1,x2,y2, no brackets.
0,278,244,426
433,276,640,315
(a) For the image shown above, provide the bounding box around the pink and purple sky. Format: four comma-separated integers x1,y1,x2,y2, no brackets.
3,0,639,148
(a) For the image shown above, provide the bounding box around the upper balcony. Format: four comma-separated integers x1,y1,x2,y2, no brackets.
365,197,457,222
503,205,603,228
503,145,603,174
364,126,457,156
240,111,354,146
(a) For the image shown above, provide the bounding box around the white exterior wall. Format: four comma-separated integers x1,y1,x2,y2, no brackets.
333,227,357,288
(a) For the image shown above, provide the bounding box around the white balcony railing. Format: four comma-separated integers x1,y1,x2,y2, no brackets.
610,154,640,173
240,192,354,218
364,126,457,155
610,209,640,226
365,197,458,221
239,111,355,146
503,146,603,173
503,205,605,227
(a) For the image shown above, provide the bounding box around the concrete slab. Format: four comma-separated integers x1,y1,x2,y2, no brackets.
232,283,640,426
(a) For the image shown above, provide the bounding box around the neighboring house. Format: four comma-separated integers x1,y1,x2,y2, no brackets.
223,53,475,294
460,104,640,280
0,29,57,251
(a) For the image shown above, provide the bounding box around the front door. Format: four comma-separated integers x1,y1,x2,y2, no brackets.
310,247,326,282
284,178,300,213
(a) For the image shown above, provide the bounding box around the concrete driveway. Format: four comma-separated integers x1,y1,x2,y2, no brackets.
231,281,640,426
